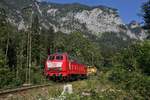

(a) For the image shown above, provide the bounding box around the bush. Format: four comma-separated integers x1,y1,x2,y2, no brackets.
108,67,150,99
30,66,47,84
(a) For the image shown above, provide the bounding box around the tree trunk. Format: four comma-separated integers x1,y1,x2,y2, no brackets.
5,35,9,63
26,32,29,83
28,31,32,84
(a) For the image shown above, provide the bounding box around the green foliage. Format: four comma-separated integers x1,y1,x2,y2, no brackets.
0,8,50,88
0,49,22,88
53,32,102,67
0,49,5,67
108,67,150,99
0,8,7,27
31,14,41,65
30,66,47,84
0,8,19,88
95,32,134,69
98,32,132,53
108,40,150,99
113,40,150,74
135,41,150,74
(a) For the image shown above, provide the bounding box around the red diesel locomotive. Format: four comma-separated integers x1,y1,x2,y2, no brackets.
44,52,87,81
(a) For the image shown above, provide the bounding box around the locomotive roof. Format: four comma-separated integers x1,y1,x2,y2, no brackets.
49,52,68,55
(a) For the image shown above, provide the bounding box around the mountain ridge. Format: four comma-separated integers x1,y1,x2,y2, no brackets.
0,0,147,40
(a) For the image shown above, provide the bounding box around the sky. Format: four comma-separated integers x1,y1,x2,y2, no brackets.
45,0,147,24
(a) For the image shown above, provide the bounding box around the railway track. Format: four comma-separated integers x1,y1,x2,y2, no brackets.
0,81,82,100
0,84,52,96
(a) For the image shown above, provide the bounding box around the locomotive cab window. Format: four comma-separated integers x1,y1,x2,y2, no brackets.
56,55,63,60
48,56,55,60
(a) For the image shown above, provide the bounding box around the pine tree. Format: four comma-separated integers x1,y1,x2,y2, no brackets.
0,49,9,88
142,0,150,38
0,8,8,57
31,14,40,65
0,8,7,27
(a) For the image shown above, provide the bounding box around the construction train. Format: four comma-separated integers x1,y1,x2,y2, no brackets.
44,52,97,81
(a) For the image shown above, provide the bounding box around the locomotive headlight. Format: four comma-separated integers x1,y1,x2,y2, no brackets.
47,62,53,68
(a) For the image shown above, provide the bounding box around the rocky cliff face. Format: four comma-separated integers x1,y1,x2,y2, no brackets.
127,21,147,40
41,3,125,37
0,0,147,40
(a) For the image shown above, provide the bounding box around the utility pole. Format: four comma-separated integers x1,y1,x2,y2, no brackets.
29,30,32,84
23,6,33,84
26,31,29,83
25,7,33,84
28,10,33,84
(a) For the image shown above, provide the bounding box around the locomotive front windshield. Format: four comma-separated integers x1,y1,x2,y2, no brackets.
48,55,63,60
49,56,55,60
56,56,63,60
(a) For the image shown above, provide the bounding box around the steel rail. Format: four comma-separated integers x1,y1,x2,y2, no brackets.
0,84,51,95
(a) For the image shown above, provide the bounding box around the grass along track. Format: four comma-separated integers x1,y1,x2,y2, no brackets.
0,80,84,100
0,74,125,100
